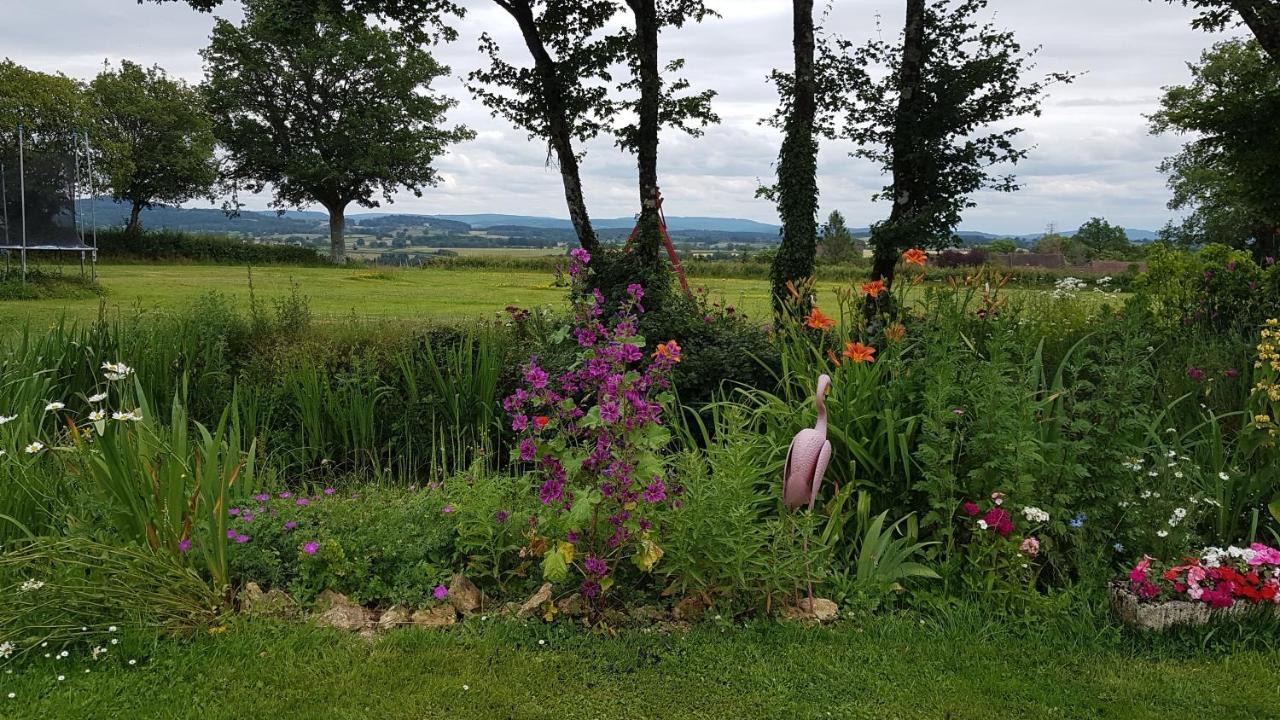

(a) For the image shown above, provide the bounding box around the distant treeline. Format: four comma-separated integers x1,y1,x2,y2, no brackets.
97,229,323,264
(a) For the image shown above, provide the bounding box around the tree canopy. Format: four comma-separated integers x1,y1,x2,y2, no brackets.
1150,39,1280,259
89,60,218,232
202,0,472,262
1162,1,1280,63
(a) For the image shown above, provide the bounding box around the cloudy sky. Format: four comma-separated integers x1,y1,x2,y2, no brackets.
1,0,1240,234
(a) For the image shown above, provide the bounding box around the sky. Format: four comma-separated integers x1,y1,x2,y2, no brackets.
0,0,1241,235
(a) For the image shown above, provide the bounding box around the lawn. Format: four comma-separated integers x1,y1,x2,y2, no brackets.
0,262,1116,333
5,616,1278,720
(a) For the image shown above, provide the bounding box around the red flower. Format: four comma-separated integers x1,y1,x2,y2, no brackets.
533,415,550,429
981,507,1015,537
961,501,980,517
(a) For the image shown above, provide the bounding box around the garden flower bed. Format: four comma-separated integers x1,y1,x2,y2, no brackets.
1111,545,1280,630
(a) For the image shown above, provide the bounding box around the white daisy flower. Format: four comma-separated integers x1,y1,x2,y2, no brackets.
24,441,44,454
102,362,134,381
0,414,17,425
44,402,65,412
88,392,108,403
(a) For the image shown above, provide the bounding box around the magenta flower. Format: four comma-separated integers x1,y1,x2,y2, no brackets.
433,585,448,600
981,508,1015,537
295,498,310,507
642,479,667,503
228,508,241,517
234,534,250,544
283,521,298,531
494,510,510,524
323,487,336,496
226,529,237,539
1186,366,1205,380
253,493,270,502
302,541,319,555
583,556,608,577
961,501,980,517
441,504,455,514
279,492,291,499
177,539,192,554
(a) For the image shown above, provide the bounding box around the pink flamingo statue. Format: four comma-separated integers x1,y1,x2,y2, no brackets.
783,374,832,512
782,373,832,612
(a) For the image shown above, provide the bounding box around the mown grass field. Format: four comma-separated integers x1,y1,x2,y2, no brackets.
4,616,1278,720
0,262,1122,333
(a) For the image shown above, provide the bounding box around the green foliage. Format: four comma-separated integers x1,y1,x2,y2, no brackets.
0,60,89,148
225,486,455,606
1150,39,1280,259
88,60,218,231
816,210,861,264
96,229,323,264
202,0,473,261
1074,217,1135,260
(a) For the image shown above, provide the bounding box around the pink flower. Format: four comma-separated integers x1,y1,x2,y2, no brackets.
433,585,448,600
441,504,455,514
981,508,1015,537
177,539,192,554
1248,543,1280,566
1129,555,1153,584
302,541,319,555
1019,537,1040,558
323,487,336,496
990,492,1004,506
961,502,980,517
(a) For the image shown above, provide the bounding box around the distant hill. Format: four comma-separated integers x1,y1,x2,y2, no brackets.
81,201,1160,246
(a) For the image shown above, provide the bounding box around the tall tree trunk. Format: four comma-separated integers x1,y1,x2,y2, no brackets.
770,0,818,314
871,0,928,292
626,0,663,265
126,200,144,234
326,203,347,263
501,0,600,255
1237,1,1280,63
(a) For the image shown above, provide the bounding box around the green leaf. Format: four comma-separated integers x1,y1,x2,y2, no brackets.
542,549,567,583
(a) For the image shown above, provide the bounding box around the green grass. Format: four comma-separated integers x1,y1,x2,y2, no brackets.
3,615,1277,719
0,263,1125,334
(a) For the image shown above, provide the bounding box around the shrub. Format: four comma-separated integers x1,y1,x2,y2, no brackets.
97,229,323,264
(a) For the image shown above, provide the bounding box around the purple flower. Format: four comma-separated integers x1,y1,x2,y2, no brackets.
323,487,336,496
433,585,449,600
642,478,667,503
511,414,528,432
584,556,608,577
177,539,191,554
283,521,298,531
565,531,578,543
228,508,241,517
519,438,537,463
295,498,310,507
302,541,319,555
494,510,510,524
226,529,237,539
441,504,455,514
253,493,270,502
1186,366,1205,381
626,283,644,302
279,492,291,499
234,534,250,544
241,513,254,523
570,247,591,265
580,580,601,598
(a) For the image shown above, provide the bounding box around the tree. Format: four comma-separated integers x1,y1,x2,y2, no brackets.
831,0,1072,291
89,60,217,233
1074,217,1131,259
468,0,625,255
615,0,719,267
1161,1,1280,63
1149,39,1280,259
818,210,858,263
988,238,1017,254
202,0,472,263
147,0,464,44
0,61,88,148
766,0,820,313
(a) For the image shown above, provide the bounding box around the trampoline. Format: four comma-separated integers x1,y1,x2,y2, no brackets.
1,125,98,282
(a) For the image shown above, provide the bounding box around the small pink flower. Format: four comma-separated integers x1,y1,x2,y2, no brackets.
323,487,336,496
441,504,455,514
295,498,310,507
1019,537,1040,558
178,539,192,554
302,541,319,555
990,492,1004,506
433,585,448,600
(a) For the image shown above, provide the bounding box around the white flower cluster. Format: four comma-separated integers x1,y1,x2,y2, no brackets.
111,410,143,422
1022,506,1050,523
1051,277,1088,299
1167,507,1188,527
0,641,13,659
1201,546,1252,567
102,361,134,382
18,579,44,592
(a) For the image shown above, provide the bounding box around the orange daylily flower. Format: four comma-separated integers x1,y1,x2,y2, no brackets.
804,306,836,331
902,248,928,266
884,323,906,344
861,279,886,299
842,341,877,364
827,349,842,367
652,339,682,363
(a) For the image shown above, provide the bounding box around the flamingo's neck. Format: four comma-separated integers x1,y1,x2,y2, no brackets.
815,388,828,436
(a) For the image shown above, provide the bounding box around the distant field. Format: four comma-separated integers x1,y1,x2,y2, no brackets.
0,263,1122,333
349,247,564,259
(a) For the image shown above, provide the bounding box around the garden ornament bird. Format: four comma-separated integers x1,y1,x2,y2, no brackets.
783,373,832,512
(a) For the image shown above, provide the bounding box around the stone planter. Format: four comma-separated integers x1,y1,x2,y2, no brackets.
1109,581,1280,631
